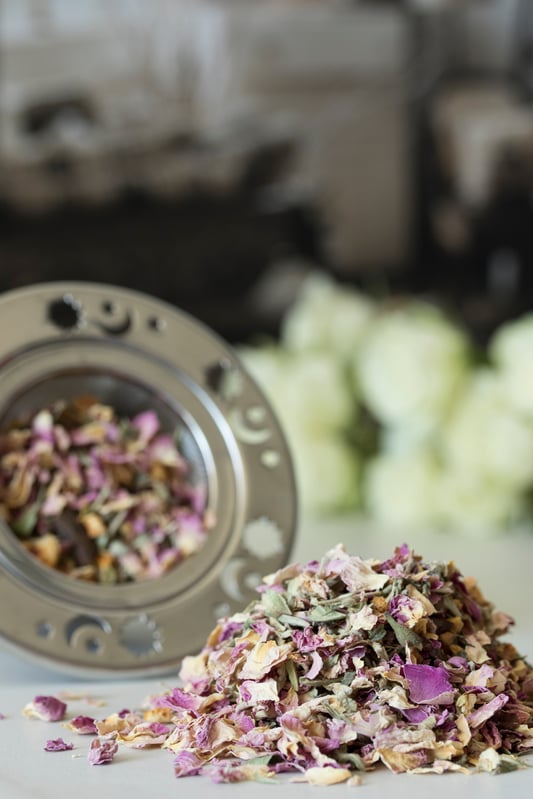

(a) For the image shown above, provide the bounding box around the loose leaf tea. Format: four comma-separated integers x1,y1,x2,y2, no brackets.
142,544,532,782
0,398,212,583
17,544,533,784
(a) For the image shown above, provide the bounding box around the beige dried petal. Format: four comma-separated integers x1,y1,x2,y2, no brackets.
239,640,293,680
1,451,25,469
57,691,107,706
100,495,139,514
118,722,169,747
303,767,352,785
348,605,378,632
179,652,209,684
434,740,464,760
143,707,174,723
5,467,34,509
81,512,106,539
149,463,168,482
24,534,62,567
456,713,472,746
456,693,477,715
406,584,437,616
465,639,489,664
76,421,108,442
240,679,279,704
96,712,142,736
45,471,65,498
477,747,502,773
87,403,113,422
411,760,470,774
69,565,97,581
378,686,414,710
378,748,430,773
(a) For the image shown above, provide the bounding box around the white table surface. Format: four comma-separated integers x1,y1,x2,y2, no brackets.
1,514,533,798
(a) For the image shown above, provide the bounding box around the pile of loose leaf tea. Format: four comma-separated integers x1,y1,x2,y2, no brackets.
136,544,532,783
19,545,533,784
0,396,212,583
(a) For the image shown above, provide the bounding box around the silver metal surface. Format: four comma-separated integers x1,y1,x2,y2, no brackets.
0,282,297,677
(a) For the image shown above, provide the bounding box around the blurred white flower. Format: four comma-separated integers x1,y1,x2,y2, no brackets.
435,471,523,536
240,272,533,536
355,303,470,435
240,346,354,437
442,369,533,491
281,271,375,360
489,313,533,416
239,342,359,515
363,447,441,528
238,344,286,404
279,354,354,435
355,302,469,429
291,434,361,515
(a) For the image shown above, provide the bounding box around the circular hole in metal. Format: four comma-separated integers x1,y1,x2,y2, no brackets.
148,316,166,332
0,369,211,587
119,615,161,657
85,637,102,654
36,621,54,639
247,405,266,425
261,449,281,469
101,300,116,315
47,295,82,330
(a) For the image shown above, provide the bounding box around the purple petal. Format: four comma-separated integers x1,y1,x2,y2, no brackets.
468,694,509,728
44,737,74,752
403,664,454,705
67,715,97,734
87,735,119,765
174,750,204,777
132,410,160,443
31,695,68,721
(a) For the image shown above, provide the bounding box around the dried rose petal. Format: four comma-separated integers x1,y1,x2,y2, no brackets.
403,664,455,705
44,737,74,752
63,715,97,734
87,735,119,765
301,766,352,785
23,695,67,722
173,750,204,777
118,721,170,748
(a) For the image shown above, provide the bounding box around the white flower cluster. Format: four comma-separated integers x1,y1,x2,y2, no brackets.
240,270,533,535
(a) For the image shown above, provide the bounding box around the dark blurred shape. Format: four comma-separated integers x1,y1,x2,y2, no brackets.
0,187,322,344
20,96,97,138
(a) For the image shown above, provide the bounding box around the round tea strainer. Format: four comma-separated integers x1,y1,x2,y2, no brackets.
0,282,297,677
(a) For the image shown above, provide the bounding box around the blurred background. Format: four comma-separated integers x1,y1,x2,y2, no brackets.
3,0,533,532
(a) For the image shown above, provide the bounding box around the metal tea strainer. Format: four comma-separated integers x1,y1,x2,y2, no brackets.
0,282,297,677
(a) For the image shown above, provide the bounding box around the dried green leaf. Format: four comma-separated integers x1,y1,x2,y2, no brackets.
307,606,346,623
278,614,309,629
286,659,299,693
338,752,367,772
385,613,424,649
261,590,292,618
